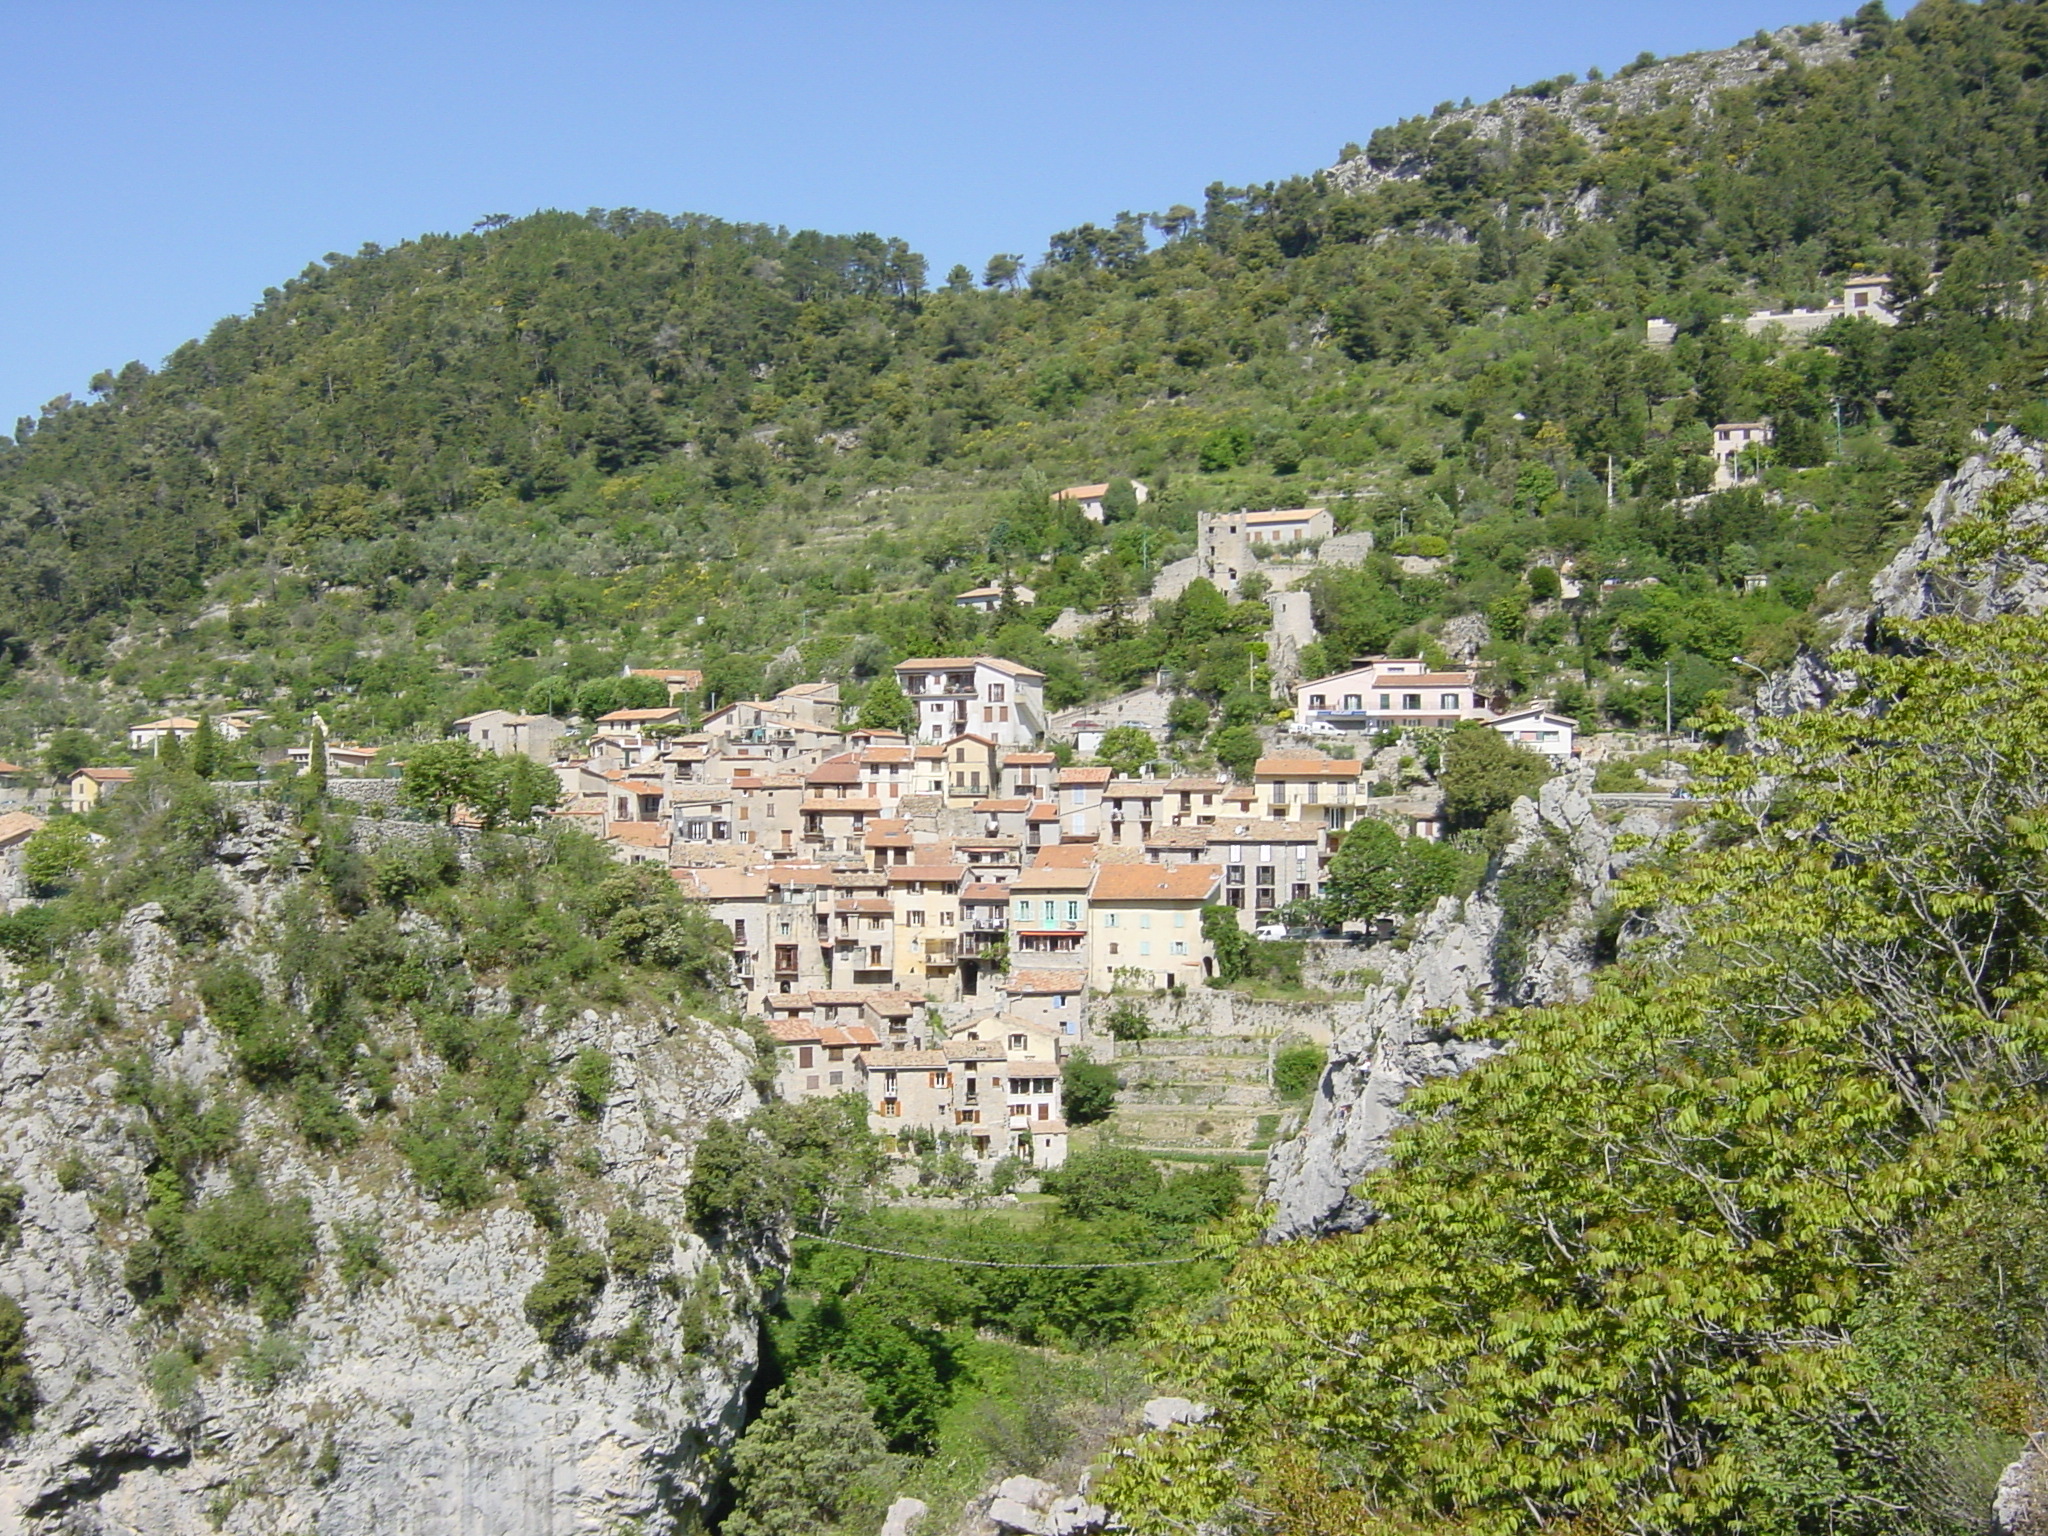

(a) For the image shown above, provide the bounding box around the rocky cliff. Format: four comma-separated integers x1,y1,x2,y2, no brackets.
1263,773,1676,1237
0,805,768,1534
1759,429,2048,716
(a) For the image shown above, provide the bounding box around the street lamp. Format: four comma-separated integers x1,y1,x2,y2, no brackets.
1729,655,1768,679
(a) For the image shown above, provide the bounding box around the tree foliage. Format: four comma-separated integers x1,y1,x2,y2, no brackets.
1107,584,2048,1534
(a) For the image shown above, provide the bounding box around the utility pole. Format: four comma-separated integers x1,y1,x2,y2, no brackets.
1833,397,1845,460
1664,660,1674,739
1606,454,1614,507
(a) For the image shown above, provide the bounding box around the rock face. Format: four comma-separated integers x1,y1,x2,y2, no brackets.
1264,772,1675,1237
0,826,768,1532
1996,1437,2048,1536
1758,430,2048,718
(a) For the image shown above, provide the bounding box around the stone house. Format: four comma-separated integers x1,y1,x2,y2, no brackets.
626,666,704,701
1208,819,1323,922
1711,421,1773,489
999,969,1087,1036
452,710,566,762
1087,863,1220,992
127,717,200,754
1051,480,1149,523
953,583,1036,613
892,657,1047,747
1000,751,1056,799
939,735,1003,805
765,1018,880,1100
1008,865,1091,974
68,767,135,815
1055,765,1112,839
0,811,46,905
1253,755,1365,832
888,864,964,994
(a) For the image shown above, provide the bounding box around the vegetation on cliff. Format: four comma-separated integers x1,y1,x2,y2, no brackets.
1103,484,2048,1532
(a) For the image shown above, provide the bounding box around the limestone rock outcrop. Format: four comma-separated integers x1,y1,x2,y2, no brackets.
1758,429,2048,718
1263,771,1674,1237
0,825,768,1533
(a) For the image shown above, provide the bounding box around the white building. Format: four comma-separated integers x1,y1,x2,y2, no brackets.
1711,421,1773,489
1052,480,1148,523
954,583,1036,614
1292,657,1492,736
892,656,1046,747
1488,707,1578,763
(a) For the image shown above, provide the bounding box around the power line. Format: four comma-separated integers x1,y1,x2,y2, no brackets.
794,1229,1208,1270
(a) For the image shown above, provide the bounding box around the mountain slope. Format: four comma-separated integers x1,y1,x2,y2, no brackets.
2,3,2046,758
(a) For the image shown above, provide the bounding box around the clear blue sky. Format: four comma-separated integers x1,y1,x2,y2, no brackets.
3,0,1814,427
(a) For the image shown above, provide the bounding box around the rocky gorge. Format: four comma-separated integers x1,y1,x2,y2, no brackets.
0,805,769,1534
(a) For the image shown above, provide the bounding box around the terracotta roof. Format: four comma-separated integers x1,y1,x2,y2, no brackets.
893,656,1046,680
1053,483,1110,500
961,882,1013,902
860,1049,947,1069
850,728,909,742
0,761,25,775
132,717,200,731
606,822,672,848
972,797,1031,813
888,865,964,884
73,767,135,783
673,868,768,899
1027,802,1060,821
1104,780,1165,799
1255,757,1364,779
1015,864,1092,889
1161,777,1225,793
1146,826,1214,850
629,667,704,686
1057,767,1113,786
1029,844,1101,869
836,898,895,914
913,746,947,761
807,761,861,784
766,1020,881,1048
1004,969,1086,995
943,1040,1003,1061
778,681,838,699
801,797,881,814
810,990,879,1006
1090,863,1220,902
861,992,924,1016
859,747,912,764
0,811,45,846
1003,752,1056,765
597,707,685,724
1210,819,1320,843
1031,1118,1071,1134
1243,506,1324,525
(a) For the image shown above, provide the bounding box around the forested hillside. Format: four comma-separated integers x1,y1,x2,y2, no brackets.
4,0,2048,760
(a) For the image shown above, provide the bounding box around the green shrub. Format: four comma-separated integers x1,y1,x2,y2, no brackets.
1102,1001,1153,1041
1272,1043,1326,1101
1060,1052,1119,1126
606,1210,671,1283
524,1235,607,1349
179,1181,319,1325
0,1295,34,1439
236,1330,307,1389
568,1049,613,1120
0,1185,21,1249
146,1346,197,1412
333,1219,388,1295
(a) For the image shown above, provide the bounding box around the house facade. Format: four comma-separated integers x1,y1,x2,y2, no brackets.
1293,658,1491,736
892,657,1046,747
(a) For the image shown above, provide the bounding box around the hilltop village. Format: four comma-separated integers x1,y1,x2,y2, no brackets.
5,617,1583,1173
